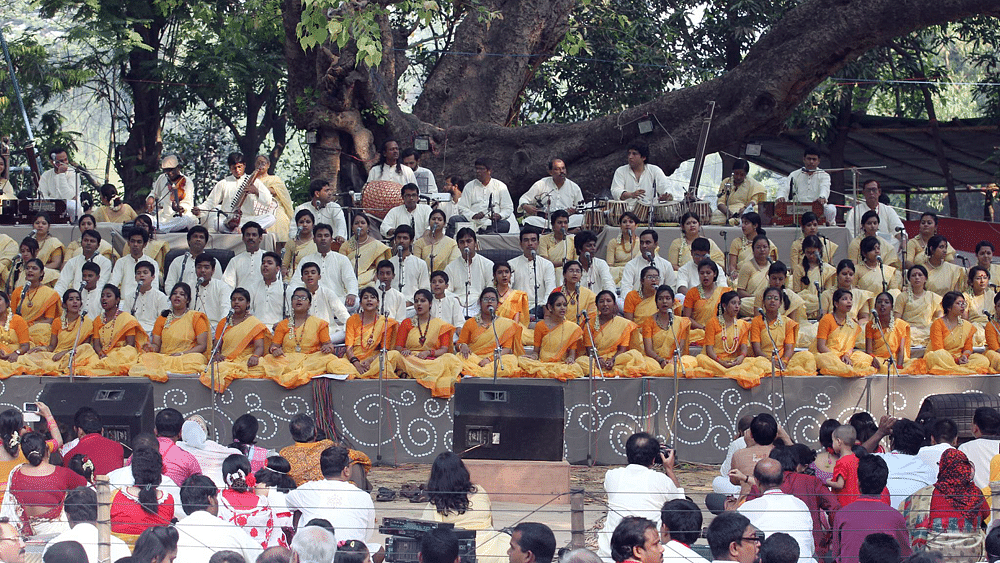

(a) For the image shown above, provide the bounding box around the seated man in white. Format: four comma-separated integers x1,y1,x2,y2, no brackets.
737,459,816,563
223,222,267,290
381,183,432,239
192,253,234,333
519,159,585,230
402,148,438,194
54,229,112,297
619,230,677,297
777,146,836,226
452,158,515,234
249,251,291,329
844,179,904,240
509,227,556,320
444,228,494,317
291,178,348,242
610,142,683,207
710,415,753,498
387,225,430,305
290,223,359,312
37,147,82,221
122,261,170,334
111,228,160,298
676,238,728,298
575,231,615,296
375,260,408,321
367,139,417,186
165,226,223,292
174,474,263,563
145,154,199,232
193,152,274,233
430,270,466,330
44,487,131,563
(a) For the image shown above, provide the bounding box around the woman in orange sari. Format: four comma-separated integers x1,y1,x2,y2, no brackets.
130,283,210,382
395,289,462,397
984,293,1000,372
682,259,728,345
327,287,401,378
642,286,697,376
456,288,524,378
259,287,337,388
624,265,660,327
576,290,652,377
910,291,991,375
519,292,584,380
493,262,532,346
865,291,911,374
200,288,271,392
812,288,877,377
17,289,90,376
693,291,758,386
747,287,816,386
10,259,60,346
77,284,148,376
0,291,30,379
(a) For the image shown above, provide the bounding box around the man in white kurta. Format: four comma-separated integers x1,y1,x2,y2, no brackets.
367,141,417,186
37,148,81,220
610,143,683,205
194,154,273,232
110,231,161,297
223,223,266,290
402,149,438,194
145,155,198,232
510,230,557,317
173,474,263,563
289,269,350,337
291,179,348,242
164,227,223,292
122,264,171,334
844,179,904,238
380,184,433,238
777,149,835,225
519,159,585,229
193,257,234,334
54,231,112,297
444,232,495,317
455,160,515,233
387,227,429,304
290,224,359,310
284,446,376,546
576,232,616,296
737,459,816,563
619,231,677,296
248,252,289,328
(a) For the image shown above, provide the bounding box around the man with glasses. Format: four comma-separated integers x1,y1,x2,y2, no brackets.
737,459,816,563
706,512,760,563
844,179,903,239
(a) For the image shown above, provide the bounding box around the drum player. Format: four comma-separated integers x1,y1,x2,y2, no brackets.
518,158,585,231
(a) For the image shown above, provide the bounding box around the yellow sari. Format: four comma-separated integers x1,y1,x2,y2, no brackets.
924,261,966,296
666,238,725,269
737,261,769,317
820,288,872,323
711,178,765,225
496,289,534,347
130,311,210,382
748,315,816,383
414,236,458,274
811,314,876,377
575,316,653,377
10,285,61,346
792,262,836,320
847,235,900,269
964,290,995,347
326,314,402,378
456,317,524,378
907,237,956,267
395,317,463,398
257,316,336,388
0,314,30,378
283,238,317,281
911,319,991,375
789,237,838,267
15,315,93,376
340,238,391,288
37,236,65,269
865,318,911,374
0,263,59,291
641,316,698,376
519,320,584,380
728,236,778,266
76,311,148,376
144,240,170,274
894,290,942,346
855,262,902,293
606,236,640,283
199,316,272,392
694,317,761,387
624,290,658,329
260,174,294,244
684,285,729,344
559,286,596,327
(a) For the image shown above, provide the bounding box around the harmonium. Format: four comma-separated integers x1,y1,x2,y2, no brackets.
0,199,70,225
758,201,823,227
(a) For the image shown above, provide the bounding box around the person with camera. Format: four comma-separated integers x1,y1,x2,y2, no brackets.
597,432,684,560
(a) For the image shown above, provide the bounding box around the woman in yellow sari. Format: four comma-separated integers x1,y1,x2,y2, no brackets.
1,239,59,292
846,210,901,270
666,212,725,270
340,214,391,288
606,212,640,283
557,260,596,326
737,235,772,316
259,287,337,389
963,266,994,347
894,265,942,347
10,259,60,346
456,288,524,378
623,265,660,327
130,283,209,382
789,212,839,266
906,212,956,269
133,215,169,274
519,292,584,380
17,289,91,376
682,259,728,345
642,286,698,375
727,213,777,281
32,213,64,271
394,289,462,397
909,291,991,375
694,291,757,386
924,235,966,296
813,288,877,377
576,290,653,377
414,210,458,274
820,260,872,325
865,291,911,375
77,284,148,377
200,288,271,392
65,214,117,261
283,209,318,281
983,293,1000,372
327,287,402,378
748,287,816,385
793,235,837,320
0,290,30,378
855,236,902,293
493,262,532,346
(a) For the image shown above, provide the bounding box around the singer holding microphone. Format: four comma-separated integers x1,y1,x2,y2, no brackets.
865,291,911,374
908,291,991,375
393,289,462,398
18,289,89,375
643,286,696,375
854,237,902,293
413,210,457,274
577,290,651,377
339,214,390,289
78,284,147,376
455,288,523,378
199,288,270,393
747,288,817,384
10,259,60,346
518,292,584,379
130,283,209,382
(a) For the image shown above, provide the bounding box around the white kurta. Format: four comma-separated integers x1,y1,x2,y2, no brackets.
290,251,360,302
457,179,515,232
389,254,430,301
173,510,263,563
110,254,161,297
610,164,681,204
844,201,905,238
38,169,80,200
223,249,264,290
198,174,273,232
779,168,830,202
290,201,348,241
121,288,171,333
509,254,557,311
380,287,409,321
80,287,102,317
367,163,417,186
380,204,433,238
193,279,233,333
581,258,616,296
444,254,495,313
413,166,438,194
164,252,224,294
248,278,290,327
619,254,677,296
431,292,466,329
54,252,113,297
518,177,585,229
149,173,198,231
676,260,729,296
284,285,349,328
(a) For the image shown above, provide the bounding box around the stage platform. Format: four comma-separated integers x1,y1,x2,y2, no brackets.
2,373,992,466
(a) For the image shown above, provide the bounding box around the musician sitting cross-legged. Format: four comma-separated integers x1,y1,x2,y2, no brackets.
711,158,765,225
145,154,198,232
776,146,836,225
518,158,585,230
193,152,273,233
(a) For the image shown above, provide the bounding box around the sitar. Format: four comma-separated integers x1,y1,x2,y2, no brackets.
226,160,268,230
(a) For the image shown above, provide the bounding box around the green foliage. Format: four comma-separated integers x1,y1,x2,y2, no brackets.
161,113,236,200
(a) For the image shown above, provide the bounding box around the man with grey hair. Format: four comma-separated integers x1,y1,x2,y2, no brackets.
146,154,198,231
559,549,603,563
290,526,337,563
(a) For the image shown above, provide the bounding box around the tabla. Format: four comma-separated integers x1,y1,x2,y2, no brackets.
690,201,712,225
606,200,629,226
361,180,403,219
584,207,606,231
632,203,651,224
653,202,685,224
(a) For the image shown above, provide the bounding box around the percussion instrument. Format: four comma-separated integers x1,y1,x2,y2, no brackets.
653,202,683,224
770,201,823,226
361,180,404,219
584,207,606,231
632,203,651,224
606,200,629,226
690,201,712,225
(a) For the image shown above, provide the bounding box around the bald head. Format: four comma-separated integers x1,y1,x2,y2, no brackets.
754,458,784,491
0,522,24,563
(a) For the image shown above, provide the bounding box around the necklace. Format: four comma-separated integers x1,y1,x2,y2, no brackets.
100,310,120,347
0,311,9,334
61,314,77,332
654,312,670,331
164,309,185,330
678,237,689,264
620,233,635,256
475,313,491,328
25,285,39,308
562,285,579,306
698,284,713,300
362,315,377,347
415,316,430,346
720,317,739,354
290,315,306,352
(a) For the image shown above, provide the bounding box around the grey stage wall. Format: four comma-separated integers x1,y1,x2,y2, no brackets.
0,374,990,464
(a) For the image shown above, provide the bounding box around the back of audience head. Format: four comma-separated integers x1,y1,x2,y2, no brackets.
511,522,557,563
289,414,317,443
759,532,798,563
736,414,755,439
750,413,778,446
64,486,98,526
419,527,459,563
753,458,784,490
209,551,246,563
43,541,87,563
859,533,901,563
659,499,701,546
974,407,1000,436
131,526,179,563
558,549,602,563
609,517,659,563
903,552,944,563
858,454,889,496
930,418,958,446
707,512,757,563
818,419,839,451
304,518,336,537
255,456,297,493
256,546,292,563
789,444,815,470
320,446,351,479
849,412,878,445
625,432,661,467
986,526,1000,563
131,448,163,514
0,409,23,458
154,408,184,439
889,419,923,455
290,526,336,563
335,540,370,563
181,474,218,515
768,446,797,473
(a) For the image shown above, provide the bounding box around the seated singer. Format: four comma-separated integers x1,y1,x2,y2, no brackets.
776,146,836,225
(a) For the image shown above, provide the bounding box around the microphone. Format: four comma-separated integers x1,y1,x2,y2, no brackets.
197,277,205,285
431,224,438,235
225,308,235,324
870,309,880,326
666,309,674,325
985,310,994,320
584,251,592,261
562,227,568,237
814,281,820,293
757,307,766,319
355,226,362,238
643,251,653,261
876,255,883,264
488,306,496,315
463,247,470,257
29,229,36,237
579,309,588,320
379,282,389,292
50,153,56,162
396,245,404,254
767,257,773,264
895,226,906,232
530,249,537,260
78,281,85,291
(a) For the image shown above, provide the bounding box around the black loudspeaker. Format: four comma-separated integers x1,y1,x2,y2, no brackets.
915,393,1000,441
39,381,155,445
453,379,564,461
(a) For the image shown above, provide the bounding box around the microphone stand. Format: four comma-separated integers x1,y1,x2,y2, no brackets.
667,311,685,449
762,311,788,423
465,252,472,318
67,307,88,382
871,312,898,415
376,307,391,464
490,309,504,383
532,251,539,321
814,281,823,319
206,312,233,428
878,257,887,293
581,310,603,467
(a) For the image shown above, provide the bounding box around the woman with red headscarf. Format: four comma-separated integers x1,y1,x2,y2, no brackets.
900,448,990,563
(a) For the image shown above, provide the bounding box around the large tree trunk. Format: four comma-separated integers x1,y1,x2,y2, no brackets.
285,0,1000,200
116,22,166,205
